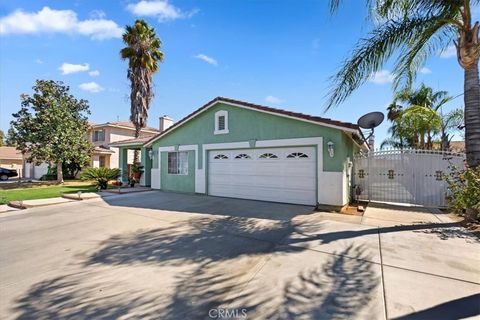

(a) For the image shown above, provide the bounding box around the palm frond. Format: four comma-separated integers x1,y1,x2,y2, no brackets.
325,17,435,110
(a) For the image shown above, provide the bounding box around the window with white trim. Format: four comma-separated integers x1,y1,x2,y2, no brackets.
214,154,229,159
167,151,188,175
214,110,229,134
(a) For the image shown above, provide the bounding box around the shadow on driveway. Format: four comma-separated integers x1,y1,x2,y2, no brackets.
101,190,315,221
14,245,380,320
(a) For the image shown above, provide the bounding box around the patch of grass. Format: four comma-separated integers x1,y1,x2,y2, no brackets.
0,183,98,204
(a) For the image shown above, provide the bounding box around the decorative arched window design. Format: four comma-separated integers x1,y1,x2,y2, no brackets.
214,154,229,160
259,153,278,159
235,154,251,159
287,152,309,159
214,110,229,135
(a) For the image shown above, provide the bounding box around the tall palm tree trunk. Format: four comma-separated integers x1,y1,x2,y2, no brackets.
464,63,480,167
133,126,140,164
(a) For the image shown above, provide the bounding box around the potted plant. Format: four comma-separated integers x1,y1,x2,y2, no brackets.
112,180,122,187
131,163,144,180
128,177,137,188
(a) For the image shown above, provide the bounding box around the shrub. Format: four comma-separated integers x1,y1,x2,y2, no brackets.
81,167,120,190
445,165,480,221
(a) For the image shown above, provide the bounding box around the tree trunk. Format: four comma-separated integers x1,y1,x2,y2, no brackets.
464,64,480,168
133,126,140,164
57,162,64,183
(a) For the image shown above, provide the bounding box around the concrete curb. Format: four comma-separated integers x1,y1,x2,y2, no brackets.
101,187,152,194
8,197,76,209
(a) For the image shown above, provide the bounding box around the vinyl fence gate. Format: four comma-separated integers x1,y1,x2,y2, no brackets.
353,149,466,208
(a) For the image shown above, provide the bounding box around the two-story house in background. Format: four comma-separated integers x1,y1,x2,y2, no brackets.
4,117,173,180
88,121,161,168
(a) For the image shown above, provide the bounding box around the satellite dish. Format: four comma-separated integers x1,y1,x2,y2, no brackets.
357,111,384,148
358,112,384,129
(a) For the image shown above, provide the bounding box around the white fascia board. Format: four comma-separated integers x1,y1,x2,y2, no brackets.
144,99,360,147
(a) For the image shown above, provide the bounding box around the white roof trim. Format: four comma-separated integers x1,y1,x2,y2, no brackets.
145,99,362,147
91,123,159,134
109,141,144,147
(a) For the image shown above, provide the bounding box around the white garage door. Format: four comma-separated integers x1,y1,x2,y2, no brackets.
208,147,316,205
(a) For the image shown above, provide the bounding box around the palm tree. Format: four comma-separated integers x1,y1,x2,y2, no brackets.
440,108,464,150
327,1,480,167
396,105,443,148
121,20,164,163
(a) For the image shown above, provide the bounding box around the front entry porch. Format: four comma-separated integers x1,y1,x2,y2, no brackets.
114,140,153,187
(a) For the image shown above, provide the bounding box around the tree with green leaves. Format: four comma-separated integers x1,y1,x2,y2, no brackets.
0,130,4,147
9,80,93,182
382,84,455,149
4,128,17,147
121,19,164,163
396,105,443,148
327,0,480,167
440,108,464,150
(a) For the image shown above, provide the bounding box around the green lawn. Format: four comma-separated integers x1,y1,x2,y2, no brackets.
0,183,98,204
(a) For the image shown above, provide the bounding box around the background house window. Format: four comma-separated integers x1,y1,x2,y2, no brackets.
92,130,105,142
168,151,188,175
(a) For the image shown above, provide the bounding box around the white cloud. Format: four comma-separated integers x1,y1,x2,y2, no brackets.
89,9,106,19
59,63,90,75
88,70,100,76
419,67,432,74
369,70,394,84
265,95,284,104
127,1,198,22
0,7,123,40
194,54,217,66
35,59,43,64
440,45,456,58
79,82,104,93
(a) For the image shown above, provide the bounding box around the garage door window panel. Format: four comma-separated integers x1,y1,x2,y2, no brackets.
168,151,188,175
287,152,309,159
259,153,278,159
235,154,251,159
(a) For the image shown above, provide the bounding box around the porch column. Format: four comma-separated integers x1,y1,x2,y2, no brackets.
140,147,152,187
119,147,129,183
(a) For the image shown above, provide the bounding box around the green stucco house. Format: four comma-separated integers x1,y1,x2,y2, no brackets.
110,97,367,207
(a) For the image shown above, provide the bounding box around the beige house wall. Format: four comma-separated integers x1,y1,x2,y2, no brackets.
89,126,154,168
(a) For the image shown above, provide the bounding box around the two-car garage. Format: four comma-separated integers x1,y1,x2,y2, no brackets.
208,147,317,205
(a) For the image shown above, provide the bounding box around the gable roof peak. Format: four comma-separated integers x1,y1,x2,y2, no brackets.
144,96,363,147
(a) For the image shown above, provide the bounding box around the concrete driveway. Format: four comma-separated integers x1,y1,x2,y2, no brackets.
0,191,479,319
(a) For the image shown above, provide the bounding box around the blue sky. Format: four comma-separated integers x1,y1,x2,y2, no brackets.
0,1,468,147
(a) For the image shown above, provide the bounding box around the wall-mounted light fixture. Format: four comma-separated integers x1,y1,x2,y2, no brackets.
148,149,154,160
327,141,335,158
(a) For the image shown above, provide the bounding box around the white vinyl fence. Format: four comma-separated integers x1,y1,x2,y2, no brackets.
353,149,466,207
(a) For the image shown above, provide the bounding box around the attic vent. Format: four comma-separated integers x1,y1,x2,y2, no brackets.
218,116,225,130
